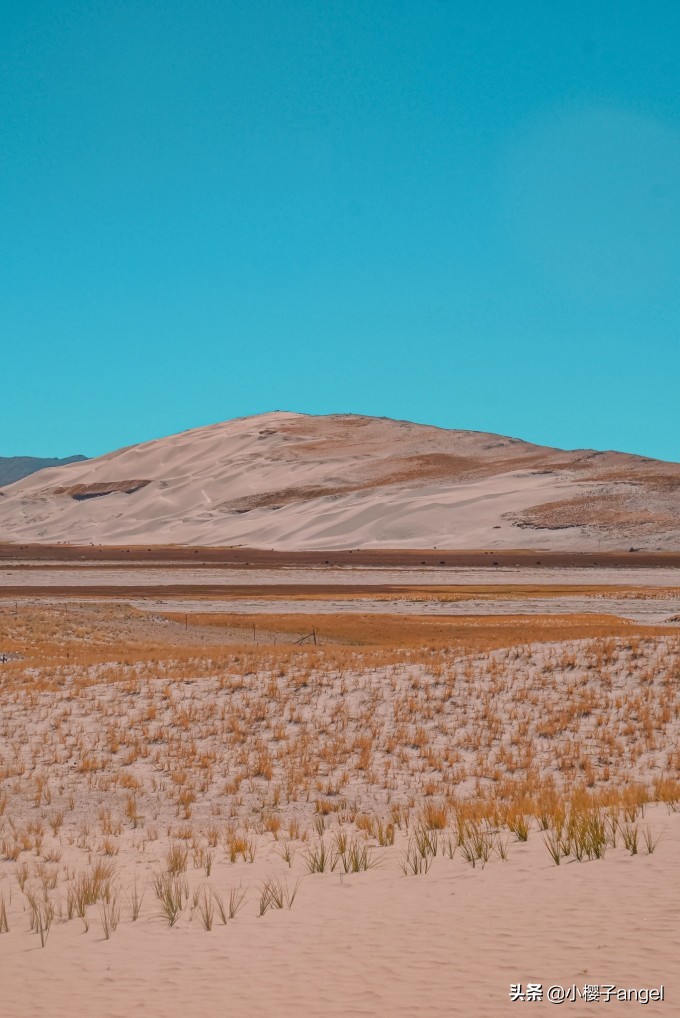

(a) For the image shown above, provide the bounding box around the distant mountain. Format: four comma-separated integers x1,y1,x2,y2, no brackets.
0,413,678,550
0,455,88,488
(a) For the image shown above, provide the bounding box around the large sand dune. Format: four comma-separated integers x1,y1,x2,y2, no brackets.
0,411,678,549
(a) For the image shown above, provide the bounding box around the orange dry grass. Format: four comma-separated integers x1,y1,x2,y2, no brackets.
163,610,670,651
1,603,672,688
2,597,680,949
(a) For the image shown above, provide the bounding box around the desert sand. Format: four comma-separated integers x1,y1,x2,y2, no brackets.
3,810,678,1018
1,411,679,549
2,592,680,1017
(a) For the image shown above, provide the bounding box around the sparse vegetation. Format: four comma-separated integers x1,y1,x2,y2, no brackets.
0,601,676,948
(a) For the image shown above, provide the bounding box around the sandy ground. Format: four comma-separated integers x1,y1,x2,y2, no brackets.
2,604,680,1016
3,810,678,1018
3,564,680,587
3,561,680,626
133,594,679,623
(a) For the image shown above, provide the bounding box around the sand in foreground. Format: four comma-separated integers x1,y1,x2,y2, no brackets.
3,811,678,1018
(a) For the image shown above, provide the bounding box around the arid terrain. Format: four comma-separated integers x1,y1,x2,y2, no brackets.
2,415,679,1016
1,411,679,549
1,540,680,1016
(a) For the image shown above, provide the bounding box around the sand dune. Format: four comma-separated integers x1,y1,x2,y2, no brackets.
0,411,678,549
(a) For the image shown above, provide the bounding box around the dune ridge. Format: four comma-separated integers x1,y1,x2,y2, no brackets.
0,411,678,549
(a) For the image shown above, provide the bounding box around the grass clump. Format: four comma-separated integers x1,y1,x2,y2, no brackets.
125,877,146,921
642,825,662,854
228,885,247,919
166,843,189,874
99,892,121,939
305,840,337,873
196,886,214,930
621,822,639,855
258,876,301,916
152,872,188,926
337,837,379,873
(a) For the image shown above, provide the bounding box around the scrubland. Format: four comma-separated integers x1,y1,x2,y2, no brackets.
1,603,679,1016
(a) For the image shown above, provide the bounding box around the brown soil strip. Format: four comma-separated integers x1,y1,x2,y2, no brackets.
2,583,679,602
3,544,680,568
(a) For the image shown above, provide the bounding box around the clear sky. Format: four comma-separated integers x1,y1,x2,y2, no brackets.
2,1,679,460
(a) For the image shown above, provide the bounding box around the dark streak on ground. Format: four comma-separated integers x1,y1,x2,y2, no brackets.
1,544,680,569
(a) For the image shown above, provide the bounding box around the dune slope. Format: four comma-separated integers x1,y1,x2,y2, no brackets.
0,411,678,549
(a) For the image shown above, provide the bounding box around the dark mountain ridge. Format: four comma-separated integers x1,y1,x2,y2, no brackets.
0,455,88,488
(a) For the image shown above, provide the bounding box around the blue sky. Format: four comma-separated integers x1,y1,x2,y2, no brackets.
2,1,679,460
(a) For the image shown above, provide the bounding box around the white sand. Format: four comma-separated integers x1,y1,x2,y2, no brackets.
3,564,680,587
3,816,678,1018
